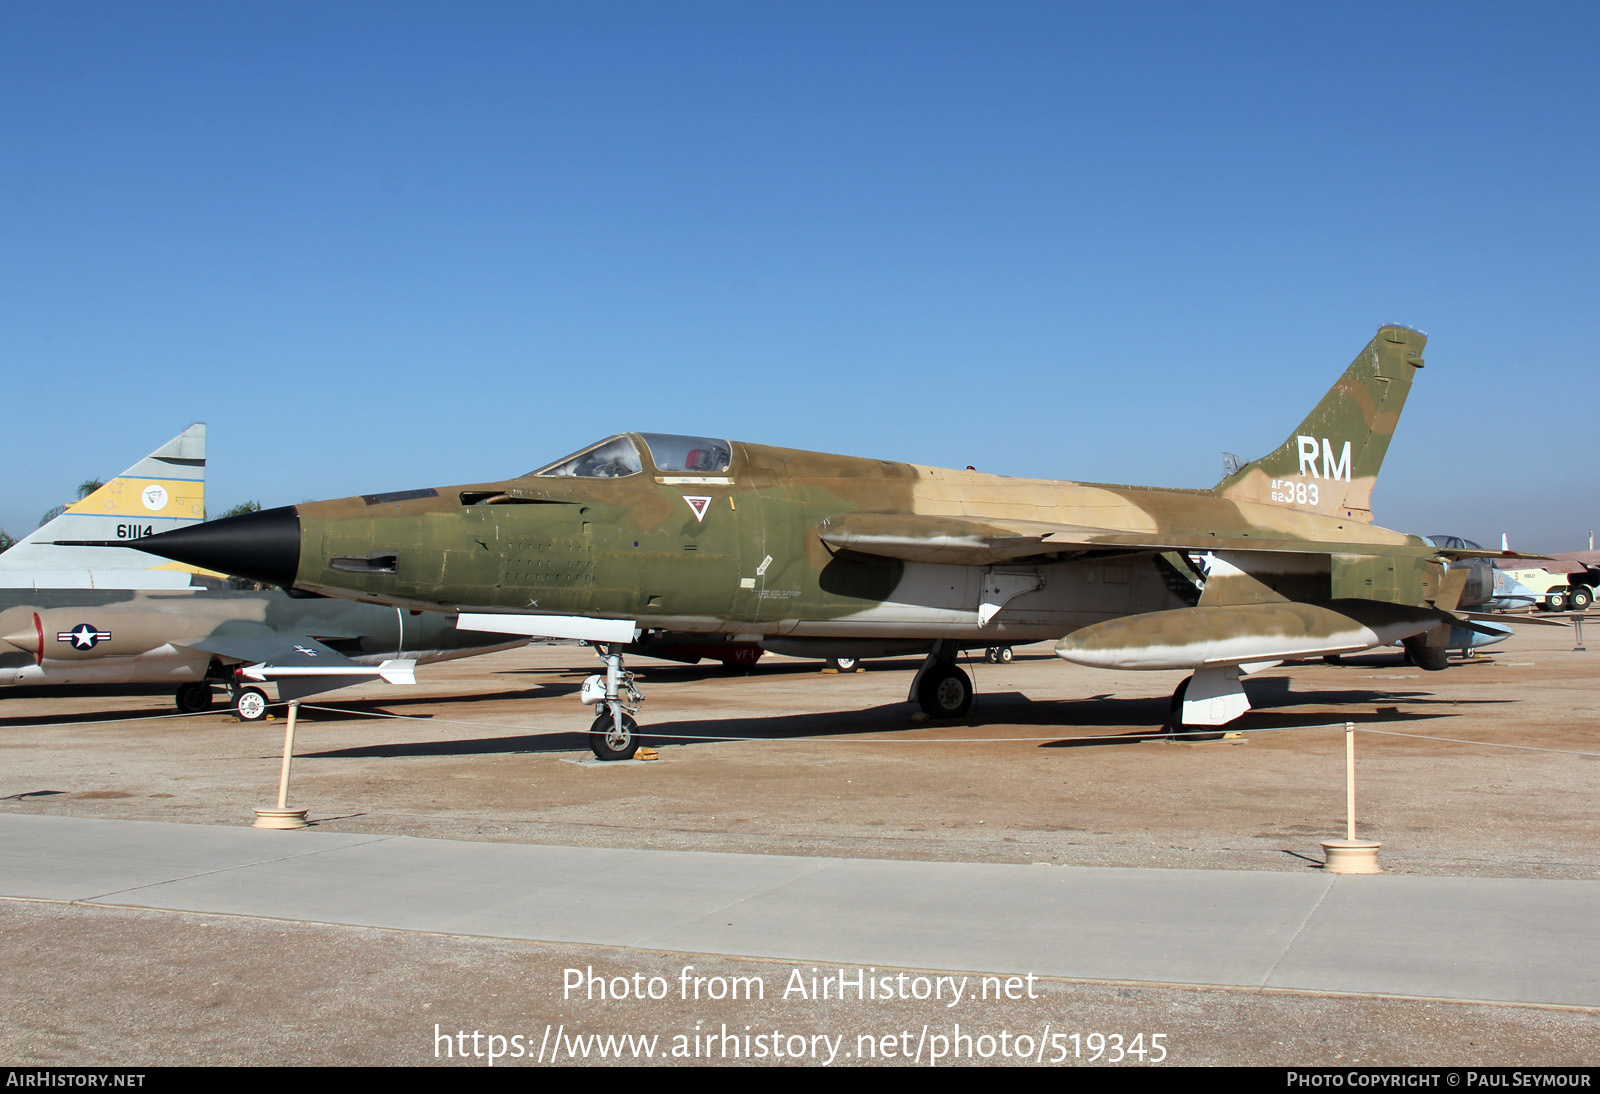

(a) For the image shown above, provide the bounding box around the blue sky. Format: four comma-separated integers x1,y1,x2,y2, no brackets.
4,2,1596,549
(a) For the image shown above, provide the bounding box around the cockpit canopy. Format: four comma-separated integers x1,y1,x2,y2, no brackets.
638,433,732,473
532,434,732,478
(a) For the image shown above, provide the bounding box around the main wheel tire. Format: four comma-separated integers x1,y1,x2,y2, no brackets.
235,686,270,721
916,664,973,718
589,711,641,760
984,647,1001,664
1569,586,1592,611
998,645,1014,663
826,656,858,672
175,682,213,714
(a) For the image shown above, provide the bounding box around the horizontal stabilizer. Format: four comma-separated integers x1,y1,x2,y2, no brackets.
1455,610,1568,628
1432,547,1551,563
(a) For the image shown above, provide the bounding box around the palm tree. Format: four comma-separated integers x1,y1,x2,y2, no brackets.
38,478,108,527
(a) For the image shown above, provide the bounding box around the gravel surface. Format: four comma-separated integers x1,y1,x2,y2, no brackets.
4,626,1597,1065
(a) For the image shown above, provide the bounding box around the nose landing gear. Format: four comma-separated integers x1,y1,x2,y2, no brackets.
581,644,645,760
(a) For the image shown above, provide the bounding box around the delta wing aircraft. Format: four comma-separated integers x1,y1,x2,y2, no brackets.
128,326,1520,757
2,423,209,590
5,428,523,717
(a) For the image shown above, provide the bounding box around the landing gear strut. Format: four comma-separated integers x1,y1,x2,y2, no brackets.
582,644,644,760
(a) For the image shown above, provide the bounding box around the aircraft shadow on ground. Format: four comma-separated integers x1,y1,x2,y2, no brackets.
1291,652,1505,670
0,683,195,727
1,708,180,729
310,683,585,715
0,683,585,728
297,678,1504,759
303,733,587,759
302,702,928,759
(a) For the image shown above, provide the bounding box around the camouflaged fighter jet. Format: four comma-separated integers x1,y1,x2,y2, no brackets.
126,325,1519,758
6,428,524,717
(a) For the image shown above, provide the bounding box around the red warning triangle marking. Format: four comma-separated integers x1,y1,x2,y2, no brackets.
683,495,712,522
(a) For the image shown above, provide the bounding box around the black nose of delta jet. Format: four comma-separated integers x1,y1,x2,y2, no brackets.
132,505,302,589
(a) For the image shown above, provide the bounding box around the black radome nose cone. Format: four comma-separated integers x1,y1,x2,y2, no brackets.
134,505,302,588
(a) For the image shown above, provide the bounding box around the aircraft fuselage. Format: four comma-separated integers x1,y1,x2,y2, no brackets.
282,442,1435,645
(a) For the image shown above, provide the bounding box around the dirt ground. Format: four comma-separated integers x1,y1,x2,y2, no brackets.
3,626,1597,878
3,624,1598,1066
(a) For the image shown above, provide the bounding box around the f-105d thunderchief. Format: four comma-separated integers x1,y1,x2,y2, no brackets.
129,326,1517,758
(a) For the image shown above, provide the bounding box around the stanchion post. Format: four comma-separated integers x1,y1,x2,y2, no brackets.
254,699,309,829
1346,720,1356,842
1322,719,1381,873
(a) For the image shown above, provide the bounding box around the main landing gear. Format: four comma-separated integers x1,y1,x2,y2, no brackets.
581,644,645,760
174,682,214,714
173,678,273,721
910,641,974,719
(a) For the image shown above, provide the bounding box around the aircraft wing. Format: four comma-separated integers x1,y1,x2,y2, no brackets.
177,630,414,700
816,512,1424,566
178,630,348,667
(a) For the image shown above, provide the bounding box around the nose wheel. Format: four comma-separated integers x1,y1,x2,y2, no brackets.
589,711,640,760
582,644,645,760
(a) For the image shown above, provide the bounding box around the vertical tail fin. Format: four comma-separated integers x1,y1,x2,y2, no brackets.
1214,325,1425,523
0,424,209,589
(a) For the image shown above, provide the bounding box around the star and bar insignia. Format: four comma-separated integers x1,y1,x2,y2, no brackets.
57,623,112,650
